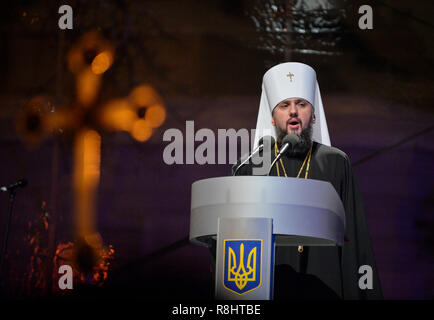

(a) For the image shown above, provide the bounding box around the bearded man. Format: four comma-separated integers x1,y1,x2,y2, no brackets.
233,62,383,299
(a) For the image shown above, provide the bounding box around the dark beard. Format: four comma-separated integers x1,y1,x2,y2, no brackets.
276,123,312,157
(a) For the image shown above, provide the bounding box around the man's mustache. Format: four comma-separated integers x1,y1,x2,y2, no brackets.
286,118,302,127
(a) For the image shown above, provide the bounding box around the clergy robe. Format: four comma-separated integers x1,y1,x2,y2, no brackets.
231,141,383,299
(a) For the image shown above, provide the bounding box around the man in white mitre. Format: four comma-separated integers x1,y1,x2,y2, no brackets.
234,62,382,299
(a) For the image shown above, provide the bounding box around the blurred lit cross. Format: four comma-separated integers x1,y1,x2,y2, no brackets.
16,31,166,273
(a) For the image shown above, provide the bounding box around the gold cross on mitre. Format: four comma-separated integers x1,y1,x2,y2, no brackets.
286,72,294,81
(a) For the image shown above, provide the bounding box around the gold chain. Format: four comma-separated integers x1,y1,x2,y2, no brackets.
274,141,313,253
274,141,312,179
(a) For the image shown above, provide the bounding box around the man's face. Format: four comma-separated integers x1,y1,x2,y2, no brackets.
271,97,315,135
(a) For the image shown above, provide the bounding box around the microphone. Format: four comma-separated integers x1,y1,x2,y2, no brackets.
232,136,275,176
0,179,28,192
268,134,300,176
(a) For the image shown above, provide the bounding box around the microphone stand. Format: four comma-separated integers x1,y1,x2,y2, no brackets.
233,137,276,176
232,144,262,176
268,143,290,176
0,188,18,294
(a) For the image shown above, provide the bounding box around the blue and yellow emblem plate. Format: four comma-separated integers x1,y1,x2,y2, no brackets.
223,239,262,295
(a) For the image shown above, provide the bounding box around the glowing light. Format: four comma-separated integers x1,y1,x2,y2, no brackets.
53,241,114,288
76,68,101,107
84,233,103,249
46,108,75,133
126,84,166,135
82,130,101,186
67,31,114,74
91,51,114,75
73,129,101,238
131,119,152,142
100,99,137,131
15,96,50,146
74,129,101,189
145,105,166,128
67,49,83,74
129,84,159,107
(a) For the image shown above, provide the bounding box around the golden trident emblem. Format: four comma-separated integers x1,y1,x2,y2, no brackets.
228,243,257,290
287,72,294,81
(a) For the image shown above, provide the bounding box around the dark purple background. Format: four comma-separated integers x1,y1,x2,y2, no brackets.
0,0,433,299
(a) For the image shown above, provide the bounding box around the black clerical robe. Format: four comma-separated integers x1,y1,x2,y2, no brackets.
232,141,383,300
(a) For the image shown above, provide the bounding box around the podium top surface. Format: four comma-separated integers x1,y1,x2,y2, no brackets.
189,176,346,246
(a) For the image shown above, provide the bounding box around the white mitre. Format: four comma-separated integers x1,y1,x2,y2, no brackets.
253,62,331,148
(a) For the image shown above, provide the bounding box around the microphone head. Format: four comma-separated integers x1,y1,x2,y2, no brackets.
281,134,301,149
258,135,275,146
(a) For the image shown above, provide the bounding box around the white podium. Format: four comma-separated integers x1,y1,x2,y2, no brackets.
189,176,345,299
